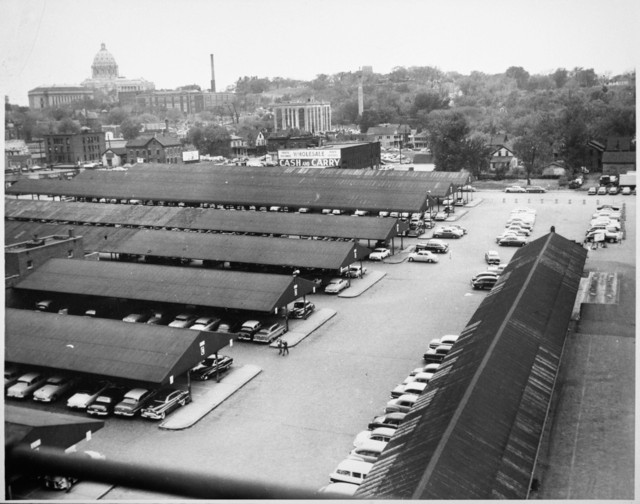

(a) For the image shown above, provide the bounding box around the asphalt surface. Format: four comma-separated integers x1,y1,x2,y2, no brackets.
13,190,635,500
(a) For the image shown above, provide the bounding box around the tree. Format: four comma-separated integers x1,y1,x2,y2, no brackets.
506,66,530,90
56,118,80,134
121,118,142,140
187,124,231,157
427,110,470,171
410,91,449,118
552,68,568,88
107,107,129,125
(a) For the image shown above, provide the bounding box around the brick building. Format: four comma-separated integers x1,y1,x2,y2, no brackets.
44,131,106,165
126,135,183,164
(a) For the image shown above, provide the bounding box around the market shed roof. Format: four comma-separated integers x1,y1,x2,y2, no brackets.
5,308,230,385
14,258,315,312
5,164,438,213
5,199,407,241
99,229,371,270
5,404,104,449
356,233,587,500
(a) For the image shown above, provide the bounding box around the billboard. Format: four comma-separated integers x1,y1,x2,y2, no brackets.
182,150,200,163
278,149,341,167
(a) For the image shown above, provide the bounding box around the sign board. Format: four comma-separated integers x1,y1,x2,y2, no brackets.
278,149,341,168
182,150,200,162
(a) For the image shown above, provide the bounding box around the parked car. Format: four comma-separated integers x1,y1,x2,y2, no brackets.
587,187,597,195
146,310,170,325
189,315,222,332
505,186,526,193
367,412,407,430
415,239,449,254
325,277,349,294
485,250,501,265
168,313,198,328
402,381,428,396
41,475,79,491
525,185,546,193
348,439,388,463
190,355,234,381
7,372,47,399
597,186,608,195
471,276,498,290
353,427,396,448
67,381,111,410
140,388,191,420
329,459,373,486
114,388,158,417
384,394,418,414
290,300,315,319
472,271,499,283
434,211,448,221
460,185,476,192
487,263,508,275
317,482,359,497
498,235,528,247
433,226,463,239
448,224,467,234
86,387,127,417
5,365,21,390
35,299,57,312
586,227,622,243
408,250,439,263
254,323,287,344
343,264,366,278
122,312,152,323
33,375,78,402
237,320,263,341
622,186,632,195
368,247,391,261
608,186,619,195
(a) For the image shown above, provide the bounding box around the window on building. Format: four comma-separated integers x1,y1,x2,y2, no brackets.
67,250,74,258
27,260,34,270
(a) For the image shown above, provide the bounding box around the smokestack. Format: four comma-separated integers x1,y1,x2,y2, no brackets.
210,54,216,93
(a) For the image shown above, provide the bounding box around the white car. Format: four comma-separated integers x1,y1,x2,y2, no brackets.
33,375,78,402
353,427,396,448
348,439,388,464
324,277,349,294
329,459,373,486
369,247,391,261
505,186,526,193
384,394,419,414
253,323,287,344
67,381,111,409
7,372,47,399
408,250,439,263
317,482,359,497
168,313,198,328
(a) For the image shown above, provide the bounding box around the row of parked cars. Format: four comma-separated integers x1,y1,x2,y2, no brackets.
584,204,623,243
6,354,235,420
587,185,633,196
504,185,547,193
321,335,459,496
494,207,536,247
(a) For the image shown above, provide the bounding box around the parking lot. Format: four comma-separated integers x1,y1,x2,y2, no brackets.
12,190,635,499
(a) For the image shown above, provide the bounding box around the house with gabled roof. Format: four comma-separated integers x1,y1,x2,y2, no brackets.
487,135,518,174
126,134,182,164
366,124,411,149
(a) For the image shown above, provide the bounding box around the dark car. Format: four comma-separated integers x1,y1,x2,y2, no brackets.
140,388,191,421
525,186,546,193
86,387,127,417
415,239,449,254
190,355,234,381
471,276,498,290
291,300,315,319
368,412,407,430
114,388,157,417
498,235,527,247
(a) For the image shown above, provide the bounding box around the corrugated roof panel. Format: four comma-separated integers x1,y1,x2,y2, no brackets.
356,233,587,499
14,258,316,312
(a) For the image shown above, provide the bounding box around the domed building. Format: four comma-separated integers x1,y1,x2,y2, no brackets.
81,42,154,96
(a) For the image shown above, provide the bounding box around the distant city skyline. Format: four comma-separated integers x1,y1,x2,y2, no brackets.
1,0,638,106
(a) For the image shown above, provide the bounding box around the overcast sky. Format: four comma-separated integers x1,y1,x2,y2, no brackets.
1,0,638,105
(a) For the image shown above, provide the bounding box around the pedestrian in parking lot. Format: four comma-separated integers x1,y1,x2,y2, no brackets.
282,340,289,356
276,338,283,355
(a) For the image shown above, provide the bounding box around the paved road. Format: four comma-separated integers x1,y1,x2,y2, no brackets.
21,190,634,499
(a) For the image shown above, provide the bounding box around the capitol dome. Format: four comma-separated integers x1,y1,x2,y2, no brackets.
91,43,119,80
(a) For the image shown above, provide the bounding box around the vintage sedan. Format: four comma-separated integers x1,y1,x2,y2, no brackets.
67,381,111,410
505,185,526,193
525,185,547,193
368,247,391,261
368,412,407,430
407,250,439,263
254,323,287,344
189,315,222,332
324,277,349,294
7,372,47,400
237,320,263,341
498,235,528,247
5,365,21,390
432,227,463,239
86,387,127,417
33,375,78,402
114,388,158,417
290,300,315,319
168,313,198,328
190,355,234,380
140,388,191,421
471,276,498,290
484,250,501,265
353,427,396,448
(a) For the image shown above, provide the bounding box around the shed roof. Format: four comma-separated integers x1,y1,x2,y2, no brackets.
5,199,407,241
5,164,437,213
14,258,316,312
356,233,587,500
5,308,230,385
6,404,104,449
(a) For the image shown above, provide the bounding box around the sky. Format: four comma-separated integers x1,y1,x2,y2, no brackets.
1,0,638,106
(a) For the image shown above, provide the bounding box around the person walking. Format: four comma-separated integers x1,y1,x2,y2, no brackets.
276,338,283,355
282,340,289,356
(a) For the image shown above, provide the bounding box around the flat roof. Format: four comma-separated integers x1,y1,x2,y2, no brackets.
15,258,316,313
5,199,407,241
6,308,231,385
